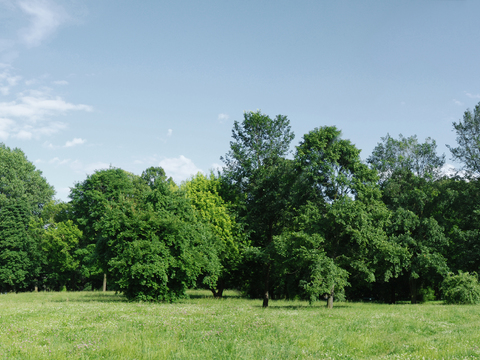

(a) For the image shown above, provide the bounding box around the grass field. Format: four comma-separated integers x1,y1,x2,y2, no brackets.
0,290,479,359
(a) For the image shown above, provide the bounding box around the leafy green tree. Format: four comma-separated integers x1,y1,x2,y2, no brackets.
69,167,146,290
97,177,222,301
382,170,449,303
447,102,480,174
0,201,41,292
292,126,407,307
221,111,295,307
368,134,445,181
0,144,54,215
181,172,245,297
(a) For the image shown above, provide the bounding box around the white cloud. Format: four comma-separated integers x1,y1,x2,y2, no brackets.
49,156,70,165
53,80,68,85
210,162,224,172
453,99,463,106
18,0,68,47
0,67,21,95
64,137,85,147
0,89,91,140
465,92,480,99
159,155,203,182
218,113,229,123
0,92,92,119
167,128,172,137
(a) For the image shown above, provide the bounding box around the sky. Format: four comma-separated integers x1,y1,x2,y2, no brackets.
1,0,480,201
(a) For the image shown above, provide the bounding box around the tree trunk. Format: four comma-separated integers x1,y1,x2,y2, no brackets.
263,265,271,308
211,282,225,299
409,277,417,304
34,279,38,293
390,280,396,304
327,284,335,309
103,273,107,292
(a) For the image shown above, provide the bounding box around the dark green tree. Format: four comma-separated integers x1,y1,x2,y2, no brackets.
447,102,480,174
69,167,146,290
221,110,295,307
291,126,407,307
0,144,54,215
0,201,41,292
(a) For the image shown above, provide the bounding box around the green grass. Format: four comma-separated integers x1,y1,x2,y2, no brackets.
0,290,479,359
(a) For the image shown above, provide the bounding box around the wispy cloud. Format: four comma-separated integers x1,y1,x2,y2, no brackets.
45,156,110,174
218,113,229,123
18,0,68,47
167,128,172,137
465,92,480,99
53,80,68,85
64,137,85,147
159,155,203,182
453,99,463,106
0,88,91,139
0,66,21,95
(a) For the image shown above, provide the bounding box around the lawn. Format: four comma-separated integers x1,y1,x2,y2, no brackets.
0,290,478,359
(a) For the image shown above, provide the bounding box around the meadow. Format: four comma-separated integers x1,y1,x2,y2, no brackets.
0,290,479,359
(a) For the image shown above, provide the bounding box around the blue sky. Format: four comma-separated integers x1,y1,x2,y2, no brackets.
1,0,479,200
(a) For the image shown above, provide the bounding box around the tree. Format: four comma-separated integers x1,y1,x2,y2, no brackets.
0,144,54,292
0,201,41,292
69,167,146,290
292,126,406,307
221,110,295,307
96,174,222,301
181,172,245,298
368,134,445,181
0,144,54,215
381,170,449,303
447,102,480,174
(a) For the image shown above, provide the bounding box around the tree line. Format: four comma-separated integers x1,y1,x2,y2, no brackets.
2,103,480,307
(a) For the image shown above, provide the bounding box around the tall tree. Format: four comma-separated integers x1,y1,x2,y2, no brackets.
69,167,146,290
292,126,406,307
0,143,54,215
0,201,41,292
368,134,445,181
181,172,245,298
221,110,295,307
447,101,480,174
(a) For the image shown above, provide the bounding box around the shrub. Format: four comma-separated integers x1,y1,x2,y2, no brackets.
442,271,480,304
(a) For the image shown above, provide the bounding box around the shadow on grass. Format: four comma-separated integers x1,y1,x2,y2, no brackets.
50,292,128,303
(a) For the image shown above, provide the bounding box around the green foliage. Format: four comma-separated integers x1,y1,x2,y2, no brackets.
221,111,295,305
69,167,147,288
447,102,480,174
368,133,445,181
181,172,245,296
0,144,54,216
0,201,41,291
291,126,406,305
442,271,480,305
97,182,222,301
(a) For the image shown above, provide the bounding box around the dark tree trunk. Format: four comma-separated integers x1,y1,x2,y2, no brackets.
409,277,417,304
103,273,107,292
211,281,225,298
390,280,396,304
327,284,335,309
263,264,271,308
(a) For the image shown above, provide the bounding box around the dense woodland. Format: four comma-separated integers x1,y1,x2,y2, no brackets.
2,104,480,308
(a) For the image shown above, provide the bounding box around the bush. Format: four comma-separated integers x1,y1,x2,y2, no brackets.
442,271,480,304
